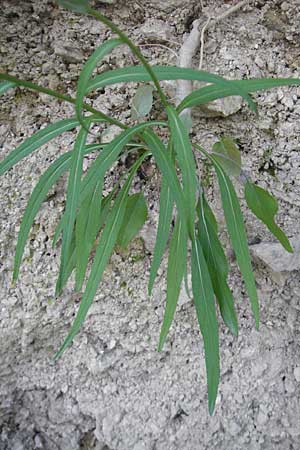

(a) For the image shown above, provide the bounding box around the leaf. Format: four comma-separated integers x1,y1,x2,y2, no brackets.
131,85,154,120
57,122,93,294
80,121,164,202
211,157,259,328
117,193,148,248
166,106,197,236
0,118,79,176
87,65,256,111
158,218,188,351
0,80,15,95
76,38,122,128
57,0,90,13
142,130,188,233
178,77,300,113
75,177,104,291
55,153,147,359
245,181,293,253
13,153,71,283
197,194,238,336
191,230,220,416
211,137,241,177
148,176,174,295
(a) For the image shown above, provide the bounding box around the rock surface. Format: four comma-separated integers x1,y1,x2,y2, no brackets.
1,1,300,450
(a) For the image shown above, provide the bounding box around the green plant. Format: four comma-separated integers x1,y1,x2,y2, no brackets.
1,0,299,414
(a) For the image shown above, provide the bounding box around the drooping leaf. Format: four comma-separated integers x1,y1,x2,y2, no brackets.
76,38,122,128
211,156,259,328
13,153,71,283
57,122,93,294
167,106,197,236
75,177,104,291
158,218,188,351
211,137,241,177
87,66,256,111
117,193,148,248
142,130,188,232
55,153,148,359
0,80,15,95
197,193,238,336
178,77,300,113
57,0,90,13
0,118,79,176
148,176,174,295
131,85,154,120
245,181,293,253
191,230,220,416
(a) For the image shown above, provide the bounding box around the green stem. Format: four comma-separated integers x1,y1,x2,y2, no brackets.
0,72,127,130
86,6,169,108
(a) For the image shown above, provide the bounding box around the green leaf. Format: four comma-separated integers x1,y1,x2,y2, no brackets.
131,85,154,120
142,130,188,233
57,0,90,13
75,177,104,291
76,38,122,128
87,65,256,111
13,153,71,283
191,230,220,416
212,137,241,177
0,80,15,95
148,176,174,295
166,106,197,235
55,153,147,359
158,218,188,351
80,121,164,202
0,118,79,176
197,193,238,336
178,77,300,112
245,181,293,253
117,193,148,248
57,122,93,294
211,156,259,328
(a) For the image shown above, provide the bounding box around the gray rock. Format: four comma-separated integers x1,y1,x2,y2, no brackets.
250,237,300,273
293,367,300,382
54,42,84,64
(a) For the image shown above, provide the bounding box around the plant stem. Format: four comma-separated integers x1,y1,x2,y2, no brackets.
86,6,169,109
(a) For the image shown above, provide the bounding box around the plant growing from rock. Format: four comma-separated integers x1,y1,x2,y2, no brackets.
1,0,299,414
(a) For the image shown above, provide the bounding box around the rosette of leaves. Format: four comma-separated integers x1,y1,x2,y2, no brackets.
1,0,299,414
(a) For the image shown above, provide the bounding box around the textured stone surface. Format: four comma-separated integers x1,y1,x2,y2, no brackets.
1,1,300,450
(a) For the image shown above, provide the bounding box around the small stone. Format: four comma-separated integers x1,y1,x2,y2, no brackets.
250,237,300,273
196,96,243,118
293,366,300,382
54,42,84,64
140,18,173,41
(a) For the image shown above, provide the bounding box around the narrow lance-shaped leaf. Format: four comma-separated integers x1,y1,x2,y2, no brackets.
178,77,300,113
87,65,256,111
158,218,188,351
167,106,197,236
0,118,79,176
75,177,104,291
201,149,260,327
55,153,148,359
13,152,71,283
117,193,148,248
245,181,293,253
57,121,95,294
191,229,220,416
76,38,122,128
197,193,238,336
142,130,188,233
148,175,174,295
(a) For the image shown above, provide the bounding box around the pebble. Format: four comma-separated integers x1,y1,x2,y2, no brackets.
293,366,300,382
